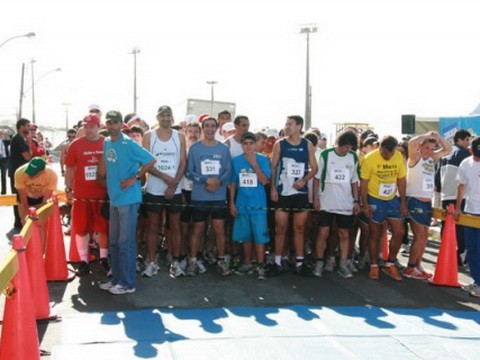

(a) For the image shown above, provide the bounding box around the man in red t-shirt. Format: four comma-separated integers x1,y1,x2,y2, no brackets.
65,114,109,276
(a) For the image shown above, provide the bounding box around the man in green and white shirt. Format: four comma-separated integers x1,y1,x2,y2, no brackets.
312,130,360,278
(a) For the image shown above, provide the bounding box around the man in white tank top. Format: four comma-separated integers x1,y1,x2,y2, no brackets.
141,106,187,278
404,131,451,279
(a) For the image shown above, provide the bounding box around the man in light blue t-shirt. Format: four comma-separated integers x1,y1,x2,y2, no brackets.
186,116,232,276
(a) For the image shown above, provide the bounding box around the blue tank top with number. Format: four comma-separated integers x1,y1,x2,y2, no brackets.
277,138,309,196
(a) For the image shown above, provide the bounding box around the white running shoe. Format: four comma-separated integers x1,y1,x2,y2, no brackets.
142,261,158,278
170,261,185,278
108,284,135,295
99,281,115,291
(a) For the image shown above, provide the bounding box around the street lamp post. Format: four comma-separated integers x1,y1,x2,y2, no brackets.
300,24,317,131
30,59,36,124
130,47,140,113
62,102,71,132
206,80,217,115
0,32,35,50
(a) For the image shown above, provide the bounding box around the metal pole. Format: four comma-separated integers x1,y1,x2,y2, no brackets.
134,51,137,112
130,48,140,113
63,102,71,132
18,63,25,119
31,59,36,124
206,80,217,115
305,31,311,130
300,24,317,131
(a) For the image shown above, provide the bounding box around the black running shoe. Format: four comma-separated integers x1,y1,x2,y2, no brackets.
77,261,90,276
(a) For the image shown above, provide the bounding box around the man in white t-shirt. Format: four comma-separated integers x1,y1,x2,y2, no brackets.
312,130,360,278
455,136,480,298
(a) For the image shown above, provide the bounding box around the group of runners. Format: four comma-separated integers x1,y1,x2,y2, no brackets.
56,104,480,297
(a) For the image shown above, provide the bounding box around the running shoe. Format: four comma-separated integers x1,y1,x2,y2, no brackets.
77,261,90,276
295,263,315,277
461,283,477,292
217,260,230,276
369,266,380,280
382,264,403,281
169,261,185,278
346,259,358,273
187,258,197,277
470,286,480,298
235,264,254,275
197,259,207,274
313,261,324,277
142,262,158,278
338,265,353,279
99,281,115,291
257,265,266,280
325,257,336,272
108,284,135,295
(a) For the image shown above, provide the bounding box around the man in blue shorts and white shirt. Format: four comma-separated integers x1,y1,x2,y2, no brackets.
186,117,232,276
455,136,480,298
98,110,155,295
270,115,318,276
229,131,271,280
403,131,451,280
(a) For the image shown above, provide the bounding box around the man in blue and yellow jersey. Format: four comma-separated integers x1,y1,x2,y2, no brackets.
360,135,407,281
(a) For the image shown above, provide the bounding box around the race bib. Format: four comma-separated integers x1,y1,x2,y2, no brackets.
157,158,176,174
84,165,97,181
239,172,258,187
201,159,220,175
379,183,396,197
329,168,349,183
422,175,434,192
287,162,305,178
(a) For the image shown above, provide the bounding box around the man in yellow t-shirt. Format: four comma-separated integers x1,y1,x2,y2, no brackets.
14,157,58,225
360,135,407,281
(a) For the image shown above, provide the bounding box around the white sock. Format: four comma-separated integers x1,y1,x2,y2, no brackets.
275,255,282,266
76,234,89,262
100,248,108,259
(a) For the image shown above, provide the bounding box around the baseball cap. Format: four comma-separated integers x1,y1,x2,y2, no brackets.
89,104,101,112
82,113,101,127
25,157,46,177
157,105,172,115
105,110,123,123
264,128,279,138
198,114,210,123
241,131,256,142
185,114,198,123
363,135,379,147
222,122,235,133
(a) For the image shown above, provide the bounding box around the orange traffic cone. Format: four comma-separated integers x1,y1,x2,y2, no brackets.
0,235,40,360
382,231,389,260
68,216,81,263
45,196,76,281
25,208,57,320
429,204,461,287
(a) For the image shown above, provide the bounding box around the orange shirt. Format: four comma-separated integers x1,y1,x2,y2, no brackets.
14,164,58,199
64,136,106,199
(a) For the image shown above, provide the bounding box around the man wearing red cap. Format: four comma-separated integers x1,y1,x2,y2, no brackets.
64,114,109,276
